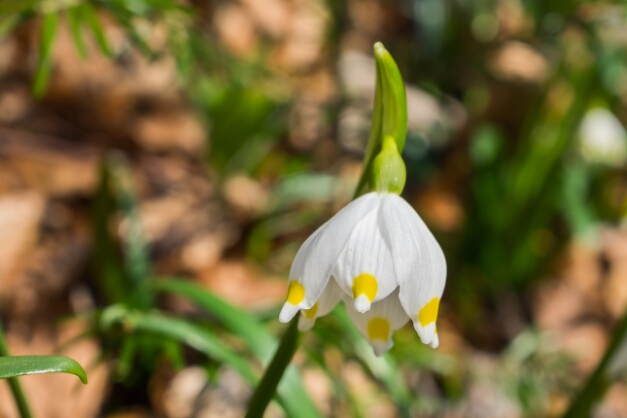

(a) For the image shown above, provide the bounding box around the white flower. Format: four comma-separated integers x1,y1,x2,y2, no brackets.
279,191,447,356
579,107,627,167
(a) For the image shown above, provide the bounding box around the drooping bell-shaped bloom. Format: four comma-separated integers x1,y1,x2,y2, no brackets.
278,189,447,355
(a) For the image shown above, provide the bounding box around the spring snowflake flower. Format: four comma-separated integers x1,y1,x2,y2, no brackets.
578,107,627,167
279,191,447,356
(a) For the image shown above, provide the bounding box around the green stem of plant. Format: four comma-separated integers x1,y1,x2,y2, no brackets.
562,307,627,418
0,323,34,418
244,318,301,418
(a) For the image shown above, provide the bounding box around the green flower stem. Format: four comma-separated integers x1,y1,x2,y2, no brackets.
0,324,34,418
244,318,301,418
562,307,627,418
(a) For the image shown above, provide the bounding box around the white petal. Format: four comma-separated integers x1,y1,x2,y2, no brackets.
297,278,343,331
387,195,446,347
332,196,398,313
279,193,380,322
343,290,409,356
379,194,419,286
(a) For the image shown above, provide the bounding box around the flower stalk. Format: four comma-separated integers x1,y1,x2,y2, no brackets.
243,318,301,418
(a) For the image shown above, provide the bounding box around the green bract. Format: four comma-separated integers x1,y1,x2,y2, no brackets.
355,42,408,197
372,135,407,194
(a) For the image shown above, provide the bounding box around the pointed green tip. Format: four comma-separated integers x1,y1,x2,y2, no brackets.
373,42,387,58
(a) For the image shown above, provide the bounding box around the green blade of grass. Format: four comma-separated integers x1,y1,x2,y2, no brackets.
152,279,320,418
152,279,276,359
0,356,88,384
32,12,57,97
80,3,112,57
100,306,257,383
66,6,87,59
92,157,132,304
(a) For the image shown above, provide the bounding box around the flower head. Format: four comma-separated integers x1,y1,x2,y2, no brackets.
578,107,627,167
279,191,447,355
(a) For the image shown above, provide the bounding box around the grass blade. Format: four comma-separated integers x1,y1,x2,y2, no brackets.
0,356,88,384
152,279,320,418
80,3,112,57
32,12,57,97
66,6,87,59
100,306,256,383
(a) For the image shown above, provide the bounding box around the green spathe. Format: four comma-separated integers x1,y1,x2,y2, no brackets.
372,135,406,194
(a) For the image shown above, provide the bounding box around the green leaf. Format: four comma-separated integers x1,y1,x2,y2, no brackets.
355,55,384,198
105,153,151,296
374,42,408,152
0,323,33,418
66,6,87,59
152,279,276,360
152,279,320,418
92,157,132,304
92,153,152,308
32,12,57,97
0,356,88,384
100,306,257,384
355,42,407,197
80,3,112,57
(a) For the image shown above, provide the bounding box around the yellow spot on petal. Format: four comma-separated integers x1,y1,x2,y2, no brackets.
418,298,440,327
352,273,378,301
367,317,390,341
286,281,305,306
303,303,318,319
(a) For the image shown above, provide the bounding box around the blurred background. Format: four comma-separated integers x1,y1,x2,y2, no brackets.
1,0,627,417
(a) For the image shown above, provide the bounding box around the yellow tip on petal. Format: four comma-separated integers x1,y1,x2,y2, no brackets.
302,303,318,319
418,298,440,327
286,281,305,306
367,317,391,341
352,273,378,302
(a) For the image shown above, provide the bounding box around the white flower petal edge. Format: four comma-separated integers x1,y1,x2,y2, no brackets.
344,289,409,356
297,278,343,331
332,203,398,313
384,195,446,347
279,193,379,323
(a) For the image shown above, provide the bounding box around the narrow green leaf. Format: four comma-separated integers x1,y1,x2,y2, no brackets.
105,153,151,301
100,307,257,384
355,57,383,198
32,12,57,97
562,309,627,418
152,279,320,418
80,3,112,57
92,158,132,304
152,279,276,360
66,6,87,59
355,42,407,198
374,42,408,152
0,356,88,384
